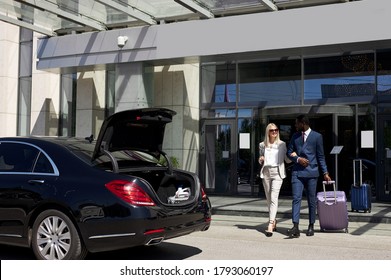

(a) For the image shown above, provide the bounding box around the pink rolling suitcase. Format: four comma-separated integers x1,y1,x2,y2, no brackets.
317,181,349,233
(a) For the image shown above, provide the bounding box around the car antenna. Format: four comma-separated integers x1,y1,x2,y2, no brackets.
85,134,94,143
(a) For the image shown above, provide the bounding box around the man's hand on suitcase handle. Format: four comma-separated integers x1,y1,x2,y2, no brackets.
323,172,332,182
322,180,335,184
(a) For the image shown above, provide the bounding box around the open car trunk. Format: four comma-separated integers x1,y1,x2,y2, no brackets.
121,168,197,205
93,108,198,205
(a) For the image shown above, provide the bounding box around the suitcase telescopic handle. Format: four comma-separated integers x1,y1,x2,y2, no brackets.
322,180,336,185
322,180,336,203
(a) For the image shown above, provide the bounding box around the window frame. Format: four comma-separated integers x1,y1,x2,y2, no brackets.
0,141,59,176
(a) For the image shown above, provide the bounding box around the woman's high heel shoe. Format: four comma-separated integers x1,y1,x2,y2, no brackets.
273,220,277,232
265,221,274,237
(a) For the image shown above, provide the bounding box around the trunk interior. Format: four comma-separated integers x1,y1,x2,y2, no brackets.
124,169,196,205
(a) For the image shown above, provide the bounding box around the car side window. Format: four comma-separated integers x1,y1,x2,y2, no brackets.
0,142,39,172
33,152,55,174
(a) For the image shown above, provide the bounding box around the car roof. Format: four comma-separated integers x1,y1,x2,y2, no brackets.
0,108,176,162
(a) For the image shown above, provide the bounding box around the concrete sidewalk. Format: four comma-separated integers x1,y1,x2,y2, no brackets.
209,195,391,224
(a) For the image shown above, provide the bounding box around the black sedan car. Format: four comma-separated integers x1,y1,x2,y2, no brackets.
0,108,211,260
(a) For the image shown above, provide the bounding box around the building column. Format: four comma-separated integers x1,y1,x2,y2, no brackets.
115,62,152,112
31,33,60,136
75,71,106,138
0,22,19,136
154,64,200,173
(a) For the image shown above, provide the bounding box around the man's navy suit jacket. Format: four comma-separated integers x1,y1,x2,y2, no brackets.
287,130,328,178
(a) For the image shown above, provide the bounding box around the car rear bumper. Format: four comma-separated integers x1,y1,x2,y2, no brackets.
80,204,211,253
83,217,210,253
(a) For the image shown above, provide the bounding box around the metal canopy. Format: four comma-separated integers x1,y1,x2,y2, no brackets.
173,0,214,19
260,0,278,11
0,0,354,37
95,0,157,25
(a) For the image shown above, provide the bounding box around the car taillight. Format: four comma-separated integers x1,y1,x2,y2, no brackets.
144,228,165,235
201,186,208,202
105,180,155,206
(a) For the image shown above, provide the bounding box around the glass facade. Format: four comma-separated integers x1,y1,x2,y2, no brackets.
200,50,388,200
59,74,77,137
238,59,301,105
17,28,33,136
1,0,336,36
377,51,391,95
304,54,375,101
202,52,379,111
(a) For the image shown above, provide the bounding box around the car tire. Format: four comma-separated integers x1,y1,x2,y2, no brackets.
31,209,88,260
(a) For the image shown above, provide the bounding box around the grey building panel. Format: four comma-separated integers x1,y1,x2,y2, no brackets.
37,26,158,69
36,1,391,70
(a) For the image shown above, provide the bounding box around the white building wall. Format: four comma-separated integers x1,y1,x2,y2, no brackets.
115,62,151,112
0,21,19,136
75,71,106,138
154,64,200,173
30,32,61,136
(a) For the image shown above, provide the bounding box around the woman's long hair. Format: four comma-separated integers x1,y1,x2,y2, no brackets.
263,123,280,147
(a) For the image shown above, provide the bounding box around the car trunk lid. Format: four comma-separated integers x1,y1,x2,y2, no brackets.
92,108,176,161
93,108,198,206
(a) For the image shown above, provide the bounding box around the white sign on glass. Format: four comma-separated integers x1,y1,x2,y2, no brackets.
361,130,374,148
239,133,250,149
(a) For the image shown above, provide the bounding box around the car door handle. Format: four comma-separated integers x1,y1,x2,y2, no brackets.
28,179,45,184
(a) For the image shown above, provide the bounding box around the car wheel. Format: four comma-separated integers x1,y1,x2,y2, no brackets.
32,209,87,260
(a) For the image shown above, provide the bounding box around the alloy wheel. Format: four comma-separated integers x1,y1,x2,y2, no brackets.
36,215,71,260
32,210,87,260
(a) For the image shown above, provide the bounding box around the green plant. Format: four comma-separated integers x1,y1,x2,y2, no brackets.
169,156,180,168
158,155,180,168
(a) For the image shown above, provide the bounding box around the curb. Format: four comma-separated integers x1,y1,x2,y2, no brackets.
211,208,391,224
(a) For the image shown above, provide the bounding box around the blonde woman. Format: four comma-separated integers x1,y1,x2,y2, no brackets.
259,123,291,237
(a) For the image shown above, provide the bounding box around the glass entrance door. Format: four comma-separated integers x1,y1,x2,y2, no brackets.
200,120,237,194
377,116,391,201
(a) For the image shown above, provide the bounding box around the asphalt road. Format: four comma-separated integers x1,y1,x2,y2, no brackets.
1,214,390,260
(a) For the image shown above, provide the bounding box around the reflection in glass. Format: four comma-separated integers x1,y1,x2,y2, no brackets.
238,109,252,118
383,121,391,196
237,118,252,188
304,54,375,100
377,51,391,95
213,109,236,118
201,63,236,105
204,124,232,193
238,60,301,103
214,84,236,103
